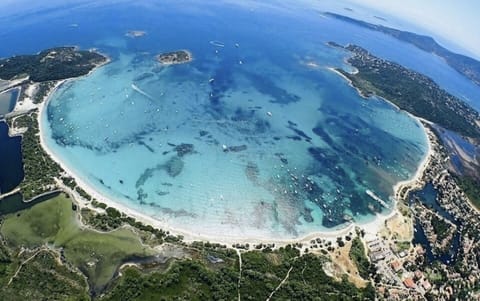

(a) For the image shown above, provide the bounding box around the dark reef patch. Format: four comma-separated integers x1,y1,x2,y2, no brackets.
244,72,301,105
164,156,184,177
312,125,334,146
224,145,247,153
174,143,195,157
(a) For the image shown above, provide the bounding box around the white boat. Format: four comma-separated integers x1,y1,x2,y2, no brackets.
209,40,225,47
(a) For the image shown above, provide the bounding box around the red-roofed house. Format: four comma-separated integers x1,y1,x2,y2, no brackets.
403,278,416,289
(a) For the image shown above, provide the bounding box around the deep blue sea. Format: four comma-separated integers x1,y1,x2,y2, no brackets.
0,122,23,194
3,0,479,239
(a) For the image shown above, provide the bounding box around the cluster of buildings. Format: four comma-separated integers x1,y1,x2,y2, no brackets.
366,237,429,300
368,127,480,300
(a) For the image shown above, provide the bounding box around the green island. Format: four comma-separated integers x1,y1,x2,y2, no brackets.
156,50,193,65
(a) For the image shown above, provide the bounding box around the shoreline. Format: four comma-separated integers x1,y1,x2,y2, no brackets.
156,50,193,66
33,60,433,247
327,67,367,98
327,66,435,202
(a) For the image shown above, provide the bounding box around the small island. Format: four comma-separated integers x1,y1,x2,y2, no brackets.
156,50,192,65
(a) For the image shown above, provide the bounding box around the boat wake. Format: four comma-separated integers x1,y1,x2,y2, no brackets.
209,40,225,47
131,83,155,101
366,189,390,208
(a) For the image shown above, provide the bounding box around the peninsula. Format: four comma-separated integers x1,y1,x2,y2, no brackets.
328,42,480,140
325,12,480,87
328,42,480,300
0,47,106,82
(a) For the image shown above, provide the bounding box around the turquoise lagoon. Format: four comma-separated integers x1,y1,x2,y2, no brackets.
16,1,437,239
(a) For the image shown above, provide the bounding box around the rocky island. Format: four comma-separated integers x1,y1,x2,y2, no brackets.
156,50,192,65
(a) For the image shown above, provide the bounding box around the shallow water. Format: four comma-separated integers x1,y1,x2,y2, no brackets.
24,1,433,240
0,88,19,116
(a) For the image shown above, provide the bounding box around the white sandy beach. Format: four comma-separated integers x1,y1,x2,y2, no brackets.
30,61,435,247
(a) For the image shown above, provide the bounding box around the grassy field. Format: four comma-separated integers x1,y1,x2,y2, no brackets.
0,194,154,291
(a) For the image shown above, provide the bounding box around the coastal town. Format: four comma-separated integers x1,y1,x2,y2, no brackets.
369,126,480,300
326,41,480,300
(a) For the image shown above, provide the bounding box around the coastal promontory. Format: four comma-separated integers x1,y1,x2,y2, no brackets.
0,47,107,82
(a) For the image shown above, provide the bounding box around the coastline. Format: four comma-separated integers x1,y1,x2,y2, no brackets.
156,50,193,66
32,60,433,247
327,66,434,201
393,124,434,202
327,67,367,96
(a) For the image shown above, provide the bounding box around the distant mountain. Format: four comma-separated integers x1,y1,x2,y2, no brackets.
325,12,480,87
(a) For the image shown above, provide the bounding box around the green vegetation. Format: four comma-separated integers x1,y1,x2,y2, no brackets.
349,237,371,280
430,215,451,242
0,241,13,287
334,45,480,139
10,112,62,200
8,112,92,202
0,250,90,301
1,194,154,291
102,247,375,301
157,50,192,65
33,81,56,104
101,260,238,301
425,264,447,286
395,241,411,253
326,12,480,86
0,47,106,82
454,175,480,210
0,193,375,300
